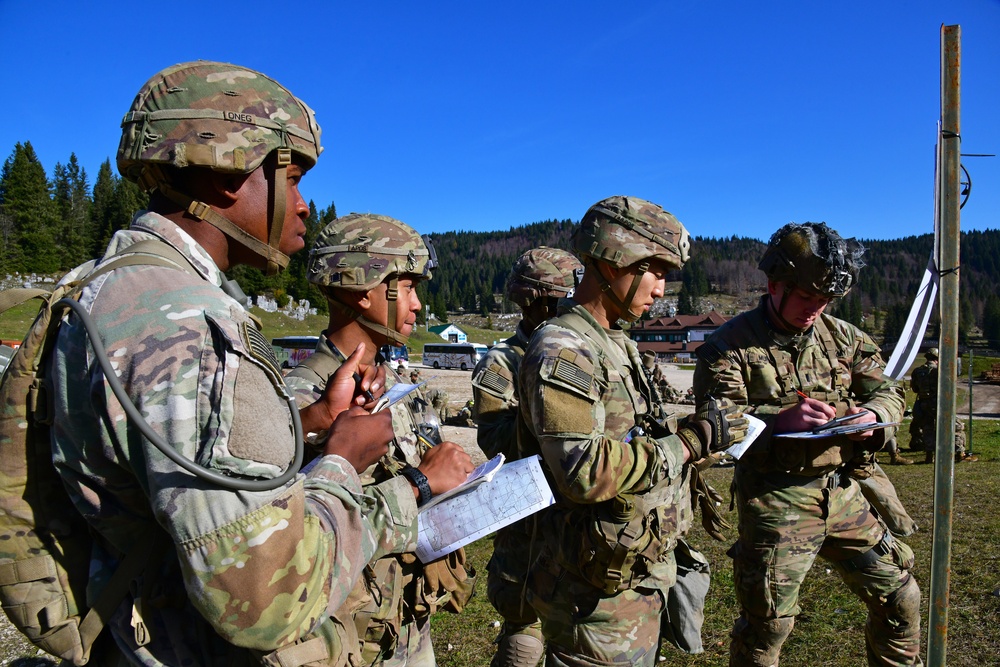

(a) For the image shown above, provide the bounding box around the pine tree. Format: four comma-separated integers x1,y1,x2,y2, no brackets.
52,153,91,267
0,142,59,273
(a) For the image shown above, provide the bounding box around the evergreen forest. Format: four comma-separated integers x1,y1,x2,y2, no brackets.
4,141,1000,349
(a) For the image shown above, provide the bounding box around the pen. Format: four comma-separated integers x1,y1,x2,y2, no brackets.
353,371,376,404
795,389,809,401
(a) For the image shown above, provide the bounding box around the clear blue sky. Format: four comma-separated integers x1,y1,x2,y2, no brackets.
2,0,998,242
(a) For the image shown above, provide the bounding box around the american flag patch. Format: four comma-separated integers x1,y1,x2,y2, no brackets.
241,322,284,387
552,358,593,395
479,369,510,394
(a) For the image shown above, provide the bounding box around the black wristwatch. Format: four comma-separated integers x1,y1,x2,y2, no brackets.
400,465,432,507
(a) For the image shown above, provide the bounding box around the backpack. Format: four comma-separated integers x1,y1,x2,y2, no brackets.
0,240,198,665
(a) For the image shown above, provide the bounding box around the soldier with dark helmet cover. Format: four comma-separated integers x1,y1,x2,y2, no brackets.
471,246,582,667
693,222,922,666
517,196,748,666
283,213,477,667
48,61,407,666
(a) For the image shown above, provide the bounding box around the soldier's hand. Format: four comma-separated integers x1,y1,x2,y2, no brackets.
299,343,384,434
774,395,835,434
323,406,392,472
678,395,749,461
418,441,474,496
844,405,877,441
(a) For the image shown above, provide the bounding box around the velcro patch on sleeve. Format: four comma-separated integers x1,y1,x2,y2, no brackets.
240,321,285,391
478,367,511,396
552,356,593,396
540,384,595,435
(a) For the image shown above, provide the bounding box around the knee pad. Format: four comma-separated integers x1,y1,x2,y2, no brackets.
731,615,794,667
492,633,544,667
883,575,921,630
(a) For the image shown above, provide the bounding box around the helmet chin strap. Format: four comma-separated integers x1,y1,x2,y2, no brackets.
769,285,807,333
138,151,292,276
593,259,648,322
328,276,411,346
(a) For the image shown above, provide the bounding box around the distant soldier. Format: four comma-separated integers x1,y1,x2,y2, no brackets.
910,348,977,463
471,246,582,667
641,350,668,419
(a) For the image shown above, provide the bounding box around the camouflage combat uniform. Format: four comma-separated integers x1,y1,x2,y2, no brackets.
909,356,969,460
471,322,543,655
50,213,416,666
285,339,472,667
694,297,920,666
518,300,693,667
287,213,474,667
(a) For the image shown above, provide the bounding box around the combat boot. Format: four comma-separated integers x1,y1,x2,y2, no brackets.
923,451,934,464
890,451,914,465
956,452,979,463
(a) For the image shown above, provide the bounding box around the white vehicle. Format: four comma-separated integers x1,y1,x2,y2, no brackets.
380,344,410,369
422,342,487,371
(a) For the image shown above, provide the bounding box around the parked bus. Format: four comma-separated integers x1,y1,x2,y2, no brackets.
380,344,410,369
421,343,487,370
271,336,319,369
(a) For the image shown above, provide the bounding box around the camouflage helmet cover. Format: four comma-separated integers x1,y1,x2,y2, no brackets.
572,195,691,270
117,61,322,182
925,348,939,361
506,246,584,308
758,222,865,297
307,213,431,290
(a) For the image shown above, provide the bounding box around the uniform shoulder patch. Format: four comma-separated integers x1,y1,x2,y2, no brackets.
478,367,511,395
551,356,593,395
697,339,728,365
240,321,284,389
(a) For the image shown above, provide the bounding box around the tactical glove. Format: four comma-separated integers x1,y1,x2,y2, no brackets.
690,466,731,541
677,395,749,461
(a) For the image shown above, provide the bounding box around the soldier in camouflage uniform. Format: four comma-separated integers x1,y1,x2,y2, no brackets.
471,246,582,667
693,222,922,666
517,196,747,667
909,349,976,463
48,62,409,666
284,214,477,667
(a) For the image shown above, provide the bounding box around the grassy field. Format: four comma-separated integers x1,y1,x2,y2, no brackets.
431,423,1000,666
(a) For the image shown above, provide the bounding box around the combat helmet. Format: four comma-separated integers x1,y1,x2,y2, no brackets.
308,213,434,345
506,247,583,310
925,348,939,361
758,222,864,298
572,195,690,321
118,61,323,275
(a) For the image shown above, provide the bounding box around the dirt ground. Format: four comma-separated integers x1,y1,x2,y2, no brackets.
423,362,1000,465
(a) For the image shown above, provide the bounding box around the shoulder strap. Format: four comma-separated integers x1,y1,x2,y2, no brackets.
812,317,846,394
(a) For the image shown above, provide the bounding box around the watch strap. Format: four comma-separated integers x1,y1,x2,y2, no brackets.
400,464,432,506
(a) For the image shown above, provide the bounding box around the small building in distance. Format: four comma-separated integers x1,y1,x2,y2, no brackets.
428,323,469,343
630,310,729,363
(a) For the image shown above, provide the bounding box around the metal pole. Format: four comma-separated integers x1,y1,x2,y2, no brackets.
928,23,961,667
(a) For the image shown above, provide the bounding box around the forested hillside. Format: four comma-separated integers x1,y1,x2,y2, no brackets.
3,140,1000,347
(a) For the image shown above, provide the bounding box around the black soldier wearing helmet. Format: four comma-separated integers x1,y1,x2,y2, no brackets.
48,61,398,665
694,222,921,666
470,246,582,667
